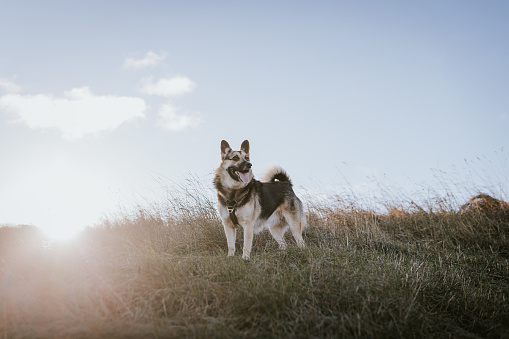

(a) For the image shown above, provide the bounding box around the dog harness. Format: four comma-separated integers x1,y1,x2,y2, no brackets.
224,186,252,227
226,200,241,227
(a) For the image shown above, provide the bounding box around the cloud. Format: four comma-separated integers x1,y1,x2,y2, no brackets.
139,73,201,131
123,51,167,69
140,76,196,97
138,71,201,131
0,87,146,139
0,78,22,93
158,102,202,131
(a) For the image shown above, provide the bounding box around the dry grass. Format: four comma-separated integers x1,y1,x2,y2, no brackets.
1,180,508,338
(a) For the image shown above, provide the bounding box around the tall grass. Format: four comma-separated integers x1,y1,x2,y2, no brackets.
1,176,508,338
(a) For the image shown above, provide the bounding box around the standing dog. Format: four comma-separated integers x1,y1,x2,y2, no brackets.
214,140,306,260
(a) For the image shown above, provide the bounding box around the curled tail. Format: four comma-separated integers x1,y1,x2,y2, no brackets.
261,164,293,185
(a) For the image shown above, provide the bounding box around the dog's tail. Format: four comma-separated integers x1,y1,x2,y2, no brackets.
261,164,292,185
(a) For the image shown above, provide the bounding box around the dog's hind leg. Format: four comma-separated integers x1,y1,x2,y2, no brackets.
282,208,306,248
268,223,288,250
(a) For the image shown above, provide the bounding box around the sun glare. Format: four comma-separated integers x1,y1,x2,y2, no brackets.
43,225,82,242
2,155,114,243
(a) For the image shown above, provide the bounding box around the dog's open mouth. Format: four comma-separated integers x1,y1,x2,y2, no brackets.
235,170,250,183
229,168,251,183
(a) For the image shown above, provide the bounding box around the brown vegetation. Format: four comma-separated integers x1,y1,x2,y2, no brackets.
1,190,508,338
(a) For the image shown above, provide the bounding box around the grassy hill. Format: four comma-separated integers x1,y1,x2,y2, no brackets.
1,186,508,338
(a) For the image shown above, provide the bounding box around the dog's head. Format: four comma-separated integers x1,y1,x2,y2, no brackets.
219,140,253,185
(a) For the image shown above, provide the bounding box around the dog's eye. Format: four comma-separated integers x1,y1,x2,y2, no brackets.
245,157,250,161
232,156,239,161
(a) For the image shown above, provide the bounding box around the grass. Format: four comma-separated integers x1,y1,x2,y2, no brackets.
1,179,508,338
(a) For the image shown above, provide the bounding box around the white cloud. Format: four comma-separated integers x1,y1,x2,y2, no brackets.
158,102,202,131
0,78,22,93
123,51,167,69
139,72,202,131
140,76,196,97
0,87,146,139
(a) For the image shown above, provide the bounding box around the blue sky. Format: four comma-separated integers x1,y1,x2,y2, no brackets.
1,1,508,238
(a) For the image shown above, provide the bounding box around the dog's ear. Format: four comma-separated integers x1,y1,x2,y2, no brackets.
220,140,231,160
240,140,250,156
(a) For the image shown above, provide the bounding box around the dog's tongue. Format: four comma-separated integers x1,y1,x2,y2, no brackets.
239,172,250,183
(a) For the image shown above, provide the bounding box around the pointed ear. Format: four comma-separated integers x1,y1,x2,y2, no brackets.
240,140,250,155
220,140,231,160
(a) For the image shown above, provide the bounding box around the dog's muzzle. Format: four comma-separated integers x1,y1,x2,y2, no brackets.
228,162,252,183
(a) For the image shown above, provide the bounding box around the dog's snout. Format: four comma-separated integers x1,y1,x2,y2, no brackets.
246,162,252,168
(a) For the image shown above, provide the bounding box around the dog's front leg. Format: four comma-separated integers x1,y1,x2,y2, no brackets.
222,221,237,257
242,222,254,260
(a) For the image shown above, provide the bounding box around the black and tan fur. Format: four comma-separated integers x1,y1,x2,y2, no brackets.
214,140,306,260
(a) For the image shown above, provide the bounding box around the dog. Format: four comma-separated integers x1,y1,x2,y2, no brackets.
214,140,306,260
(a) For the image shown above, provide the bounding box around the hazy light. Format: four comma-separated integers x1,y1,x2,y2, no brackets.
43,225,82,242
0,156,114,240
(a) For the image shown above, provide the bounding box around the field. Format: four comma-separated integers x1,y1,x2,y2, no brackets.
1,179,508,338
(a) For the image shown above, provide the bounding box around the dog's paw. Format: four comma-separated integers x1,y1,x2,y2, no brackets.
297,240,306,248
242,254,250,261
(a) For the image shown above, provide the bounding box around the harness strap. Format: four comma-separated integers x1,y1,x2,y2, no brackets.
226,200,240,226
223,183,252,227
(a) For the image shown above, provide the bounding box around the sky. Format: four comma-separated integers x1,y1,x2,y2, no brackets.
1,1,508,239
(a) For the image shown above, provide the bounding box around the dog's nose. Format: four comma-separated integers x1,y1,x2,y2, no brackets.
246,162,252,168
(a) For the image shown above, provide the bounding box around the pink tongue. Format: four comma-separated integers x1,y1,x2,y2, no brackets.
239,172,250,183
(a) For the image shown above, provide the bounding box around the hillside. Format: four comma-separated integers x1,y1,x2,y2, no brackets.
1,189,508,338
